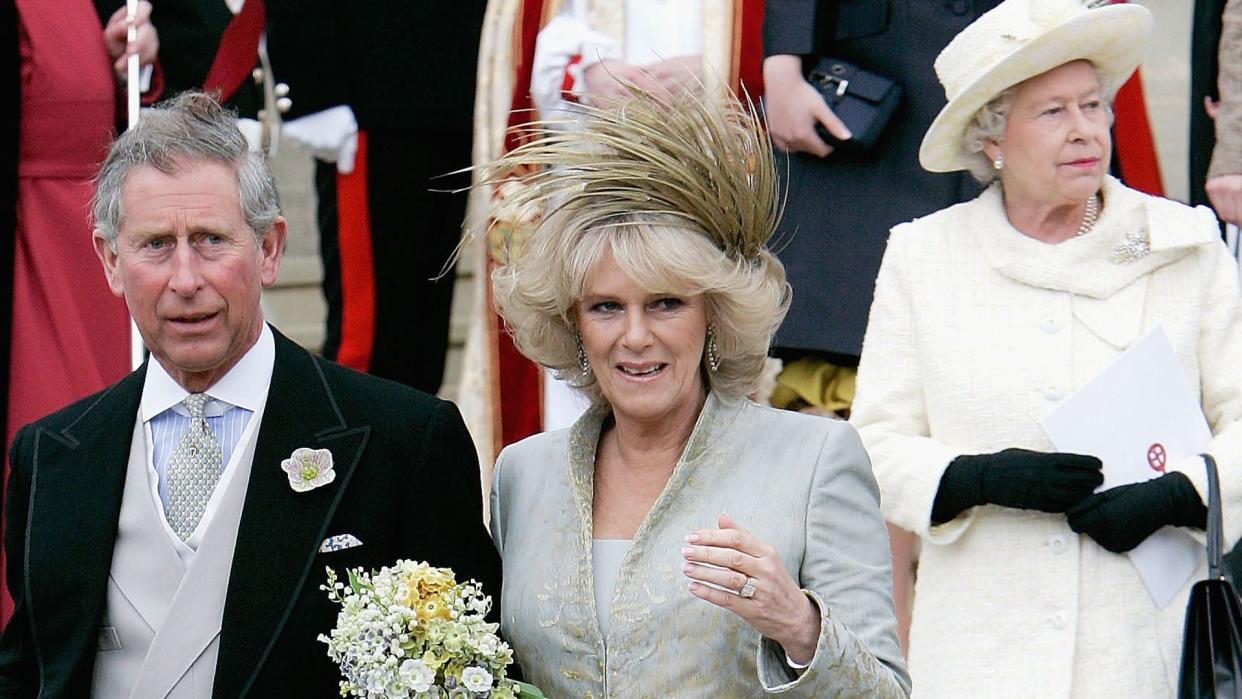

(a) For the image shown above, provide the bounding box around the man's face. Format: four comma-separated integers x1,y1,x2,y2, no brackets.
94,161,286,391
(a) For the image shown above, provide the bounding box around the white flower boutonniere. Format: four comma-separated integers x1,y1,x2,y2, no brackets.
282,447,336,493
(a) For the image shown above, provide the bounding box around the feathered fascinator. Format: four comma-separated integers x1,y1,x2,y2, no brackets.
480,86,780,263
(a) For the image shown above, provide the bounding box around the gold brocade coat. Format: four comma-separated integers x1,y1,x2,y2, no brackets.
489,392,910,698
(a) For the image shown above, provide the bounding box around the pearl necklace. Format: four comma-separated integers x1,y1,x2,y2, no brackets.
1076,193,1100,237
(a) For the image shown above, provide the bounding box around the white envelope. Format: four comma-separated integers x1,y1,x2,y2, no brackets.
1041,326,1209,608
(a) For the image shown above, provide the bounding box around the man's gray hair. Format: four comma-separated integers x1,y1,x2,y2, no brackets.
92,91,281,248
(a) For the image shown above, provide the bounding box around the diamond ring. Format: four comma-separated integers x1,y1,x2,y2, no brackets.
738,576,757,599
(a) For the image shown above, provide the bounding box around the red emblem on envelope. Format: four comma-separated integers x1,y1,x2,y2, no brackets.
1147,443,1167,472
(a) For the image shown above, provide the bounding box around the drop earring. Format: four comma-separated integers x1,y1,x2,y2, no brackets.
576,335,591,375
706,326,721,372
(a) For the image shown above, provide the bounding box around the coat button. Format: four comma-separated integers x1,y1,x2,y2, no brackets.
1051,611,1068,629
1040,317,1062,334
1043,384,1064,401
1049,536,1066,553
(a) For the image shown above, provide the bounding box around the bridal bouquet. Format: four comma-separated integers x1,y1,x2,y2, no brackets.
320,560,541,698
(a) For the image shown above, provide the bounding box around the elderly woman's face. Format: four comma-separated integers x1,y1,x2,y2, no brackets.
992,60,1110,207
576,249,708,426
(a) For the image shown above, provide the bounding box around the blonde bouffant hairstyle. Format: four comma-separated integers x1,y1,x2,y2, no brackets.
485,86,790,403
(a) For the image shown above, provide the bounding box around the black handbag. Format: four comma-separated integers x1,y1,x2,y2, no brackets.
805,56,901,152
1178,453,1242,698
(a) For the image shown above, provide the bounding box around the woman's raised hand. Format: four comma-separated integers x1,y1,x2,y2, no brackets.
682,514,820,665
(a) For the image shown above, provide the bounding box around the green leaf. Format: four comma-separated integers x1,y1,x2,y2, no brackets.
514,680,546,698
346,568,366,595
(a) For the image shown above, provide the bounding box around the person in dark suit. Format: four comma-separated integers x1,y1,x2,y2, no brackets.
0,92,502,697
762,0,998,372
264,0,488,395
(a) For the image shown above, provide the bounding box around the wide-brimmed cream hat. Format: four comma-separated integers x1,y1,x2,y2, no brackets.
919,0,1152,173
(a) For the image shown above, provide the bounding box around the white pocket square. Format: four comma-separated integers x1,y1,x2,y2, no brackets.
319,534,363,553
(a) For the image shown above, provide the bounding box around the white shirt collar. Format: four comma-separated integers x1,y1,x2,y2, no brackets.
140,324,276,421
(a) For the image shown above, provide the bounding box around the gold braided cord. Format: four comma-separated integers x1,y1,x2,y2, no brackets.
479,86,781,263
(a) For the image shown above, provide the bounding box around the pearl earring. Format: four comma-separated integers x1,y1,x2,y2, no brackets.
992,154,1003,171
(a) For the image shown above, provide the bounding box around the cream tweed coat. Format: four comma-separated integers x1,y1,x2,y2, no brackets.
851,176,1242,698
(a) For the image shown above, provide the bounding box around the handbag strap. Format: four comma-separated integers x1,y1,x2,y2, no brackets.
1204,453,1224,579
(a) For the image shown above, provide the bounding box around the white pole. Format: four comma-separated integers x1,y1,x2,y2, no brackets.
126,0,145,371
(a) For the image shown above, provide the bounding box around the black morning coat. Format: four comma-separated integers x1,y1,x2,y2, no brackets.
0,328,504,697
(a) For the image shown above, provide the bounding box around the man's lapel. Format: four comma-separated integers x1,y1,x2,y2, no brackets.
25,367,146,689
213,330,370,697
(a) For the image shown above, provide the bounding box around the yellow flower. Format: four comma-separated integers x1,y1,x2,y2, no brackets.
416,596,452,622
421,648,447,671
401,565,457,608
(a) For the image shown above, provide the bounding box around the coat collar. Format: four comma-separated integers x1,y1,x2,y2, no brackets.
213,328,370,698
562,392,744,653
973,176,1217,299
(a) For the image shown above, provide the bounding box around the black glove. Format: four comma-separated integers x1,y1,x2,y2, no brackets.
931,448,1104,524
1067,471,1207,553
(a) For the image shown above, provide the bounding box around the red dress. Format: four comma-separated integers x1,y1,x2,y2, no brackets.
6,0,131,617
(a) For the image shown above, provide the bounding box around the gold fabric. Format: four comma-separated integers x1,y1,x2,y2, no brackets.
770,358,857,414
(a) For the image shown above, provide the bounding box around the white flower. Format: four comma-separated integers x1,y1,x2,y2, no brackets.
474,634,499,657
322,560,517,698
387,676,413,698
400,659,436,693
365,669,389,694
460,667,493,693
282,447,336,492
